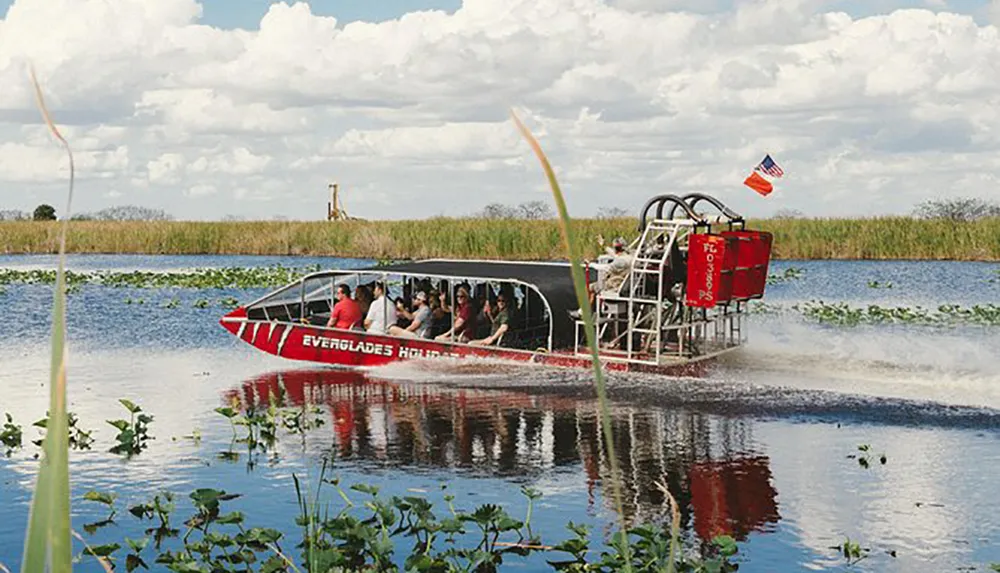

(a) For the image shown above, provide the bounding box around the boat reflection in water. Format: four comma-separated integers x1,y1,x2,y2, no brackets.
223,368,780,543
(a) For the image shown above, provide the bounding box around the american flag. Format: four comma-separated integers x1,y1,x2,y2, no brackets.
755,154,784,178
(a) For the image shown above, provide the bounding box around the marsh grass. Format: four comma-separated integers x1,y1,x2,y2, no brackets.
3,216,997,260
764,216,1000,260
510,110,634,571
20,68,74,573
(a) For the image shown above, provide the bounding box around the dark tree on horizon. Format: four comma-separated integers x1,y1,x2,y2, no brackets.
33,204,56,221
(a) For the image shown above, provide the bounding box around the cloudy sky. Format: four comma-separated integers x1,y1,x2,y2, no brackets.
1,0,999,221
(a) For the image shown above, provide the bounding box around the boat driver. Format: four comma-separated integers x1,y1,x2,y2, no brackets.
591,235,632,298
570,236,632,320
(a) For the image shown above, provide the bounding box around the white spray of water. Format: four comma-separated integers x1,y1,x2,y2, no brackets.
356,311,1000,411
719,314,1000,410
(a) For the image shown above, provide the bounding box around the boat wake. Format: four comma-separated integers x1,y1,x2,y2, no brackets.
361,354,595,388
364,355,541,380
717,320,1000,411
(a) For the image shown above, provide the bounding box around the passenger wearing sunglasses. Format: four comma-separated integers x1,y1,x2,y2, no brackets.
434,285,477,342
469,294,510,346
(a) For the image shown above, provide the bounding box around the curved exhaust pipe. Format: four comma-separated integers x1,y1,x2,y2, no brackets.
637,194,704,232
666,193,743,222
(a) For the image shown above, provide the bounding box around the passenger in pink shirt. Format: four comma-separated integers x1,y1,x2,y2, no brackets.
326,283,362,330
435,286,477,342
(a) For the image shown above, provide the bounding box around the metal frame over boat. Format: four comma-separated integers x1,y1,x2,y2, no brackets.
219,193,773,376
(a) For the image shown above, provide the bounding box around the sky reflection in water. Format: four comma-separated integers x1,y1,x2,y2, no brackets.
1,256,999,572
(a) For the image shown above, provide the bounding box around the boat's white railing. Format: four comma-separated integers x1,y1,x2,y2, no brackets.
572,212,748,366
245,266,558,353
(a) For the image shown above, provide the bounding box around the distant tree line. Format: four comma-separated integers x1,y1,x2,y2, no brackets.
472,202,634,220
475,201,554,220
0,209,30,221
0,204,173,221
769,197,1000,222
0,205,57,221
770,208,805,219
912,197,1000,222
71,205,174,221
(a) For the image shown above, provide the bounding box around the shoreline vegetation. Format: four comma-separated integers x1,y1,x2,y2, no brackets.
2,216,999,260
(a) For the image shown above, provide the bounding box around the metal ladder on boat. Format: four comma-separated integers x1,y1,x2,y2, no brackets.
596,220,682,364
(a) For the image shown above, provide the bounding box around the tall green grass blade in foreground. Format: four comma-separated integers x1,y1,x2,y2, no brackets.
510,109,634,571
21,67,75,573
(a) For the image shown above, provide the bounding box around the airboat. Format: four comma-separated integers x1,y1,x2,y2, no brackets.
219,193,773,376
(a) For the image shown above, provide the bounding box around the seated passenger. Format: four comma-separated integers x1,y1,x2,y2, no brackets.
434,286,477,343
474,284,496,339
469,294,511,346
425,291,448,338
430,289,452,336
388,291,431,338
437,280,451,312
326,283,362,330
355,284,373,317
364,281,398,335
393,296,412,329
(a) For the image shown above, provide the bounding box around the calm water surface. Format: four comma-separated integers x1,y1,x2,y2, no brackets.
1,255,999,572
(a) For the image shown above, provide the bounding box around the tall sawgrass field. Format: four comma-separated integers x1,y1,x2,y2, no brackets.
2,216,998,260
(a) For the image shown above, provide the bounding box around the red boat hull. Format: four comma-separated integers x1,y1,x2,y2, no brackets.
220,307,709,377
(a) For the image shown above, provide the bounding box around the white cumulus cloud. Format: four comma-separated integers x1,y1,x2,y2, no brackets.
0,0,998,220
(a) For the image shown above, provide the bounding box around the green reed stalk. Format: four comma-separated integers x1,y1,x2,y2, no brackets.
510,110,633,571
20,68,74,573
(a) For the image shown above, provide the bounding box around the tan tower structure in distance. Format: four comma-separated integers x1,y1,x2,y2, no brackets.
327,182,349,221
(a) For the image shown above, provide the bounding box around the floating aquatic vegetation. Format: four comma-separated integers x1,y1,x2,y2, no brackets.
793,300,1000,326
81,491,118,535
767,267,804,284
106,399,154,458
1,413,22,456
72,468,740,573
0,264,323,290
867,280,893,289
31,411,94,452
834,537,871,566
748,301,784,315
848,444,887,469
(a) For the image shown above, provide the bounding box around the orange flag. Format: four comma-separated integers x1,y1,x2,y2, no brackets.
743,171,773,196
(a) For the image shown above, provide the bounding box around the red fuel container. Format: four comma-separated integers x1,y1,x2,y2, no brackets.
686,234,738,308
